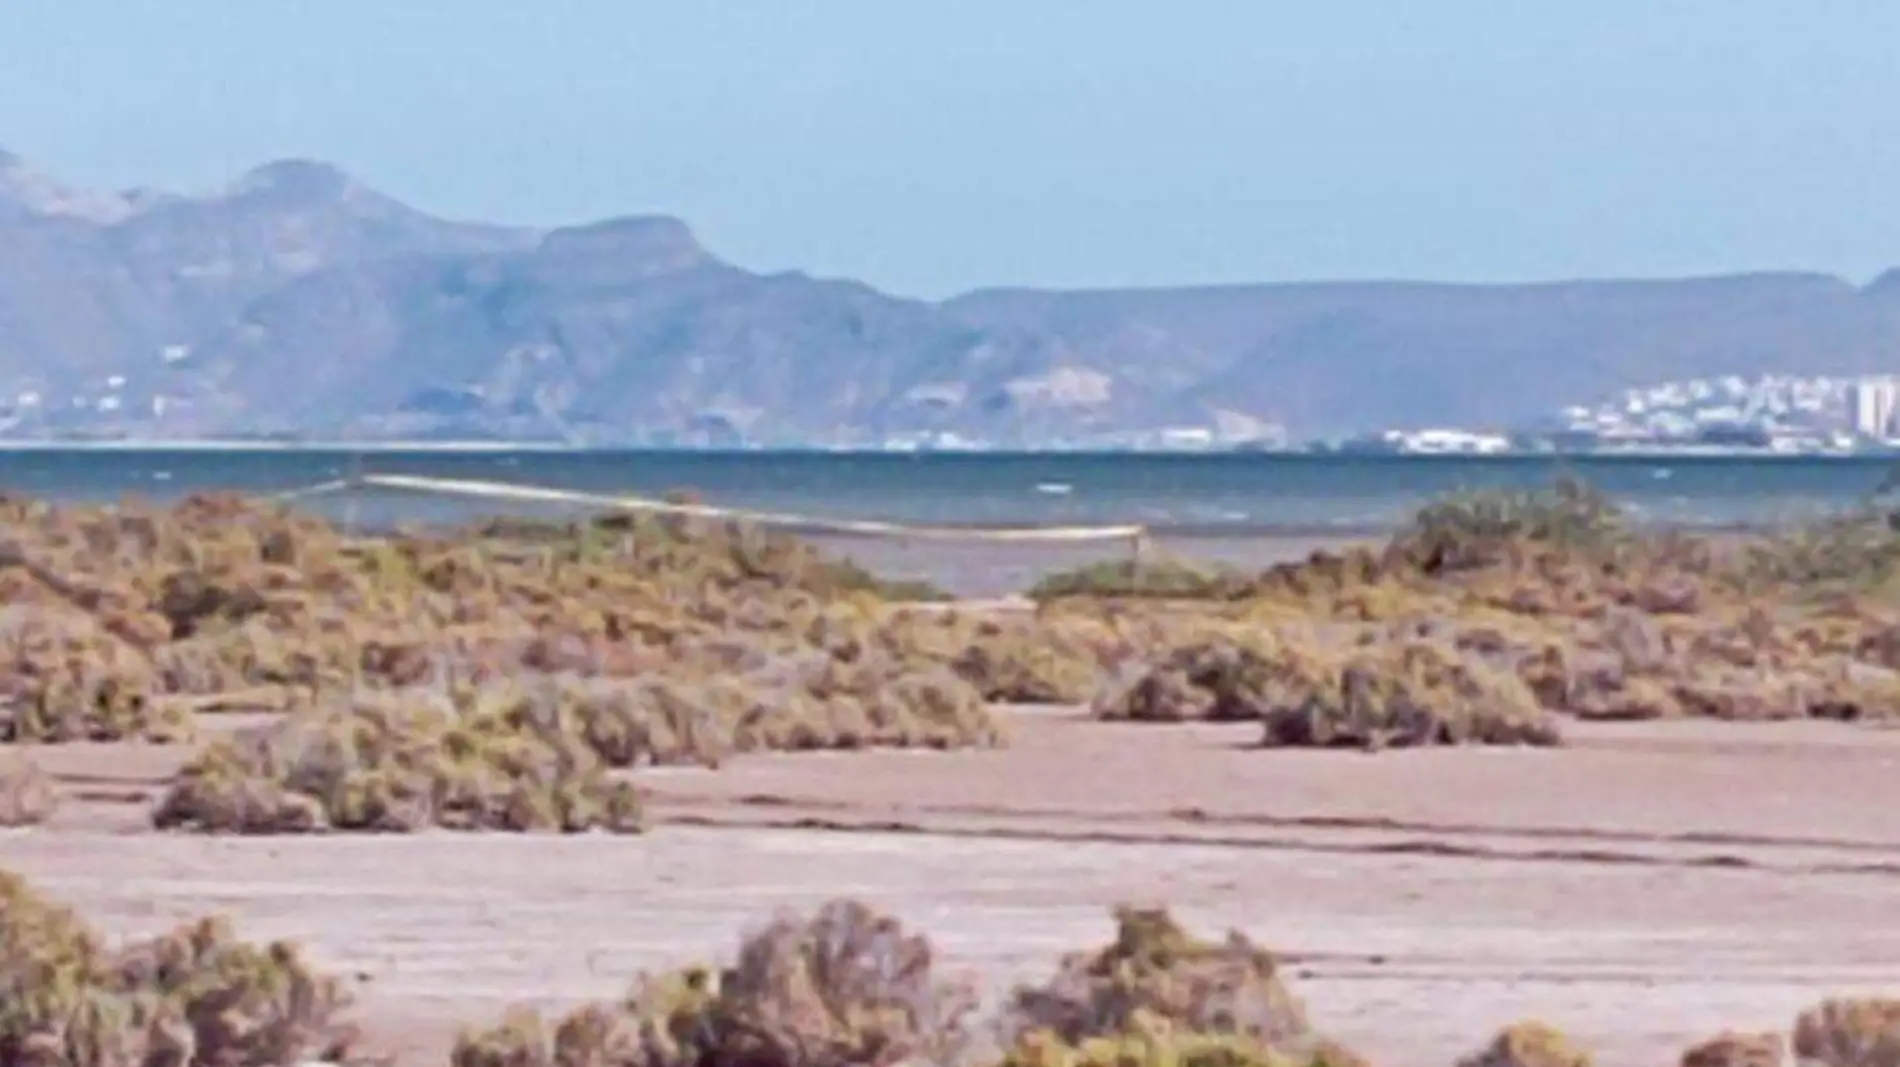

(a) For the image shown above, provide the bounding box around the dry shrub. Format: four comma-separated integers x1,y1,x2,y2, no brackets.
1388,476,1626,576
497,666,996,769
497,675,745,770
0,605,187,744
995,1023,1332,1067
1805,660,1900,723
1092,640,1310,723
1455,1022,1592,1067
1679,1031,1784,1067
1249,547,1400,610
947,620,1109,706
742,655,1005,752
0,869,357,1067
0,492,958,729
448,901,1373,1067
999,905,1323,1062
1737,512,1900,595
451,898,982,1067
0,684,191,745
0,755,56,827
1090,627,1560,749
565,510,950,602
866,608,1112,706
1791,998,1900,1067
1027,557,1248,603
153,652,999,836
433,898,1900,1067
151,691,646,835
1261,640,1561,750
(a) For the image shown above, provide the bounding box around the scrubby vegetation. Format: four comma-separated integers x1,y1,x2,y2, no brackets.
1678,1031,1785,1067
1793,1000,1900,1067
447,899,1360,1067
7,485,1899,1059
996,905,1331,1061
1092,633,1561,748
3,872,1896,1067
1027,556,1251,602
149,660,1001,834
0,871,358,1067
441,892,1898,1067
150,691,648,834
0,494,1021,833
10,474,1900,838
1078,477,1900,741
1387,474,1627,575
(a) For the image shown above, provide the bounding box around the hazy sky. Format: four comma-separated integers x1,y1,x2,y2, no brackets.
4,2,1899,298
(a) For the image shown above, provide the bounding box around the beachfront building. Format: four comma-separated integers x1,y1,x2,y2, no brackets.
1850,376,1900,439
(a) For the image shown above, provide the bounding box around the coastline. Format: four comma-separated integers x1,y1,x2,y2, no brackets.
1,438,1900,463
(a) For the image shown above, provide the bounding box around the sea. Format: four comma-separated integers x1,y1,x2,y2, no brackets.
6,447,1897,595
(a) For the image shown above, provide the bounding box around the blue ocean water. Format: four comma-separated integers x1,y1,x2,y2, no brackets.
0,447,1894,534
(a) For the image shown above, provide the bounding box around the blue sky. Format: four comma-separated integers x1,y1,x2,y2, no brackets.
3,2,1899,298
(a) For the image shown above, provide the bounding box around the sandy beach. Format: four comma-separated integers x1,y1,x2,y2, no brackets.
10,708,1899,1066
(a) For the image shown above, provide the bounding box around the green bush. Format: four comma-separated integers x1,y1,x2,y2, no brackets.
1390,476,1626,574
1028,558,1247,602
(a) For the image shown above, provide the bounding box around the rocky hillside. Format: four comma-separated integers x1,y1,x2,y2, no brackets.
4,148,1900,445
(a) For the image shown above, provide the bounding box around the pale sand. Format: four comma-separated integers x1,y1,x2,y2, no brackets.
8,711,1900,1066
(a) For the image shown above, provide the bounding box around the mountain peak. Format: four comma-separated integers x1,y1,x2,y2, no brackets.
537,215,711,276
229,158,356,202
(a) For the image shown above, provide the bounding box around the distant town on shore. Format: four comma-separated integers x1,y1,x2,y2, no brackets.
15,370,1900,460
1318,372,1900,458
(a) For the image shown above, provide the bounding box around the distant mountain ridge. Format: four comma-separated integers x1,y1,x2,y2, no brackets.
3,148,1899,446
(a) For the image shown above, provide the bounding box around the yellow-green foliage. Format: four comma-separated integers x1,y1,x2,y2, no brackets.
0,492,964,723
1738,511,1900,595
997,1018,1307,1067
0,870,356,1067
151,691,647,835
0,606,191,744
1002,906,1314,1054
1677,1031,1785,1067
1791,997,1900,1067
1093,627,1560,749
879,608,1112,705
1261,639,1562,750
449,901,1363,1067
1028,557,1250,603
1093,639,1316,724
1389,476,1626,574
1455,1022,1593,1067
505,660,1003,766
451,898,982,1067
0,683,193,745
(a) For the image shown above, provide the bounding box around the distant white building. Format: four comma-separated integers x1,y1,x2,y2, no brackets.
1395,428,1511,454
1850,377,1900,438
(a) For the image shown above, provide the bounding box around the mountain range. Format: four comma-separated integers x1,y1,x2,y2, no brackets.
5,148,1900,447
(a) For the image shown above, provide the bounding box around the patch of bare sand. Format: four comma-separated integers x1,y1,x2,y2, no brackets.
6,711,1900,1066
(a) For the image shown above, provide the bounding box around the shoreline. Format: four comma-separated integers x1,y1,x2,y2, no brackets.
1,439,1900,463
